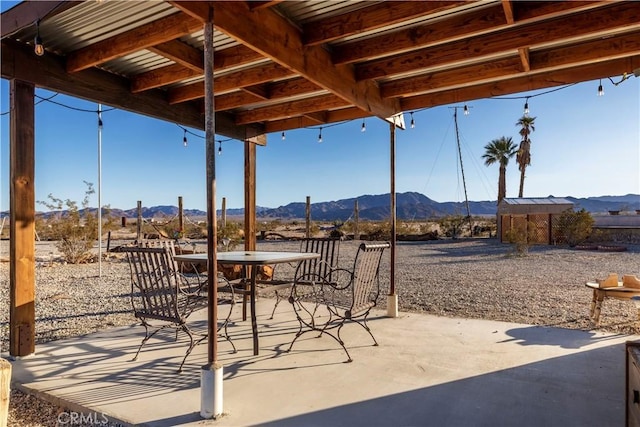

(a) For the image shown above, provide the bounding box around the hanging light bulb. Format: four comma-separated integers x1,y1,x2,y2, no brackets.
361,119,366,132
218,140,222,155
524,97,530,115
182,129,188,147
281,131,285,140
318,127,323,143
463,105,469,116
410,112,415,129
34,20,45,56
598,79,604,97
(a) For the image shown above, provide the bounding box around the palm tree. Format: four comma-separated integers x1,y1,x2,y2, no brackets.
482,136,518,204
516,115,536,197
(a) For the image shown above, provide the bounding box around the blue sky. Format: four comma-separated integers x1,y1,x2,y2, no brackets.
1,4,639,212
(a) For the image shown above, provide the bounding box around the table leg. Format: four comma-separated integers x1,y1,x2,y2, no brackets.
593,290,605,326
250,266,259,355
589,289,597,317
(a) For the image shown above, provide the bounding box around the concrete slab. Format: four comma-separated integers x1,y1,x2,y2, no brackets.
6,298,638,427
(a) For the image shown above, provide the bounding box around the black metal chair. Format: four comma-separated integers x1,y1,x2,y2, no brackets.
123,246,236,373
267,237,341,319
287,242,389,362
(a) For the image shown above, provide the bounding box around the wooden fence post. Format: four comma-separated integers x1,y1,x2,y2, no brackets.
0,358,10,427
305,196,311,239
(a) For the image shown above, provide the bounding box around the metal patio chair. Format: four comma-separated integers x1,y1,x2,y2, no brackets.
288,242,389,362
266,237,341,319
123,246,236,373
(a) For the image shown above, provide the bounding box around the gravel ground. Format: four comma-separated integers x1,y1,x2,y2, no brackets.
2,238,640,426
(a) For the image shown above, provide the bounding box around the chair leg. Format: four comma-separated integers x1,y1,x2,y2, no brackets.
349,312,379,347
270,290,282,320
132,322,164,362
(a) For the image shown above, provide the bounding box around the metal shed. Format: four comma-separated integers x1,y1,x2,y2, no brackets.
498,197,574,244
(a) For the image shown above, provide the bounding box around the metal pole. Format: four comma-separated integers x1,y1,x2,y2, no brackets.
97,104,102,277
305,196,311,238
389,122,396,296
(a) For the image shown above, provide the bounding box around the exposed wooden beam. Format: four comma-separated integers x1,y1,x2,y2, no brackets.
1,1,81,38
134,44,264,93
172,1,400,119
303,1,465,46
501,0,515,24
148,40,204,72
356,2,640,81
264,107,366,133
241,84,269,100
168,62,295,104
303,111,328,125
1,39,262,139
332,4,506,65
234,94,347,125
382,32,640,98
66,12,202,72
214,78,324,111
519,48,531,72
215,91,263,111
131,64,200,93
400,55,640,111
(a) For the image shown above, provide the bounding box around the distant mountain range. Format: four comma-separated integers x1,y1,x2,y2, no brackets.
5,192,638,221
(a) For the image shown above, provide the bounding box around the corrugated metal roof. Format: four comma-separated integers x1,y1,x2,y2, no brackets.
501,198,573,206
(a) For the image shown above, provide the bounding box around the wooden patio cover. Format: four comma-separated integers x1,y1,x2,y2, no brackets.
2,1,639,358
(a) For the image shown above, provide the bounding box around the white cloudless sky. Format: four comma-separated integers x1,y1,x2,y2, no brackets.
1,3,639,212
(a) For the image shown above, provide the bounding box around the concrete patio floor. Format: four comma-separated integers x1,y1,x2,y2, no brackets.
7,298,639,427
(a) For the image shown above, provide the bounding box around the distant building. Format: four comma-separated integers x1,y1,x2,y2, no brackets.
497,197,574,244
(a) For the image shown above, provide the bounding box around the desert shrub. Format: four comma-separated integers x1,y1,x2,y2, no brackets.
217,220,243,250
358,221,391,240
555,208,594,246
37,182,115,263
438,215,467,239
505,221,535,256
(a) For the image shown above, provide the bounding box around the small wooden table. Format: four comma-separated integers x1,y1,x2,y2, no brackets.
174,251,320,355
585,282,640,325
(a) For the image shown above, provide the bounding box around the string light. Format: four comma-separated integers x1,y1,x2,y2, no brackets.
524,97,530,115
218,140,222,155
281,131,285,140
361,118,366,132
598,79,604,97
34,20,44,56
410,112,415,129
182,129,188,147
318,127,323,143
463,105,469,116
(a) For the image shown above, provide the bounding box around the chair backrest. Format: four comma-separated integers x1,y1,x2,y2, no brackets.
348,242,390,316
123,246,184,323
298,237,341,282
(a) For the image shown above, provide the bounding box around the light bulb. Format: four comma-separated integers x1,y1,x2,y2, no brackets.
218,141,222,155
183,130,188,147
361,119,366,132
463,105,469,116
318,128,323,143
598,80,604,97
524,100,529,115
281,131,285,140
410,112,415,129
34,20,44,56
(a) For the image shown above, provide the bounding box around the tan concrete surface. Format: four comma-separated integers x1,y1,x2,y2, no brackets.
6,298,638,427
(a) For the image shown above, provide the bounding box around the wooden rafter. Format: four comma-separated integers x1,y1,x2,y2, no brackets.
355,2,640,81
66,12,202,72
302,1,465,46
148,40,204,72
234,93,347,125
172,1,400,119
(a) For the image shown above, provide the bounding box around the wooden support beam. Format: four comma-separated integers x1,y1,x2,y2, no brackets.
1,1,81,38
356,2,640,81
172,1,399,119
66,12,202,72
303,1,464,46
244,140,256,251
9,79,36,357
234,94,347,125
148,40,204,72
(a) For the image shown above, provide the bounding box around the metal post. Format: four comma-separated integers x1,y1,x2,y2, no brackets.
97,104,102,277
305,196,311,238
388,122,398,317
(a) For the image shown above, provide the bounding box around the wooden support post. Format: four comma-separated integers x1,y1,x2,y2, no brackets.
136,200,142,242
221,197,227,230
9,79,36,357
0,358,10,427
305,196,311,239
244,142,256,251
178,196,184,236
